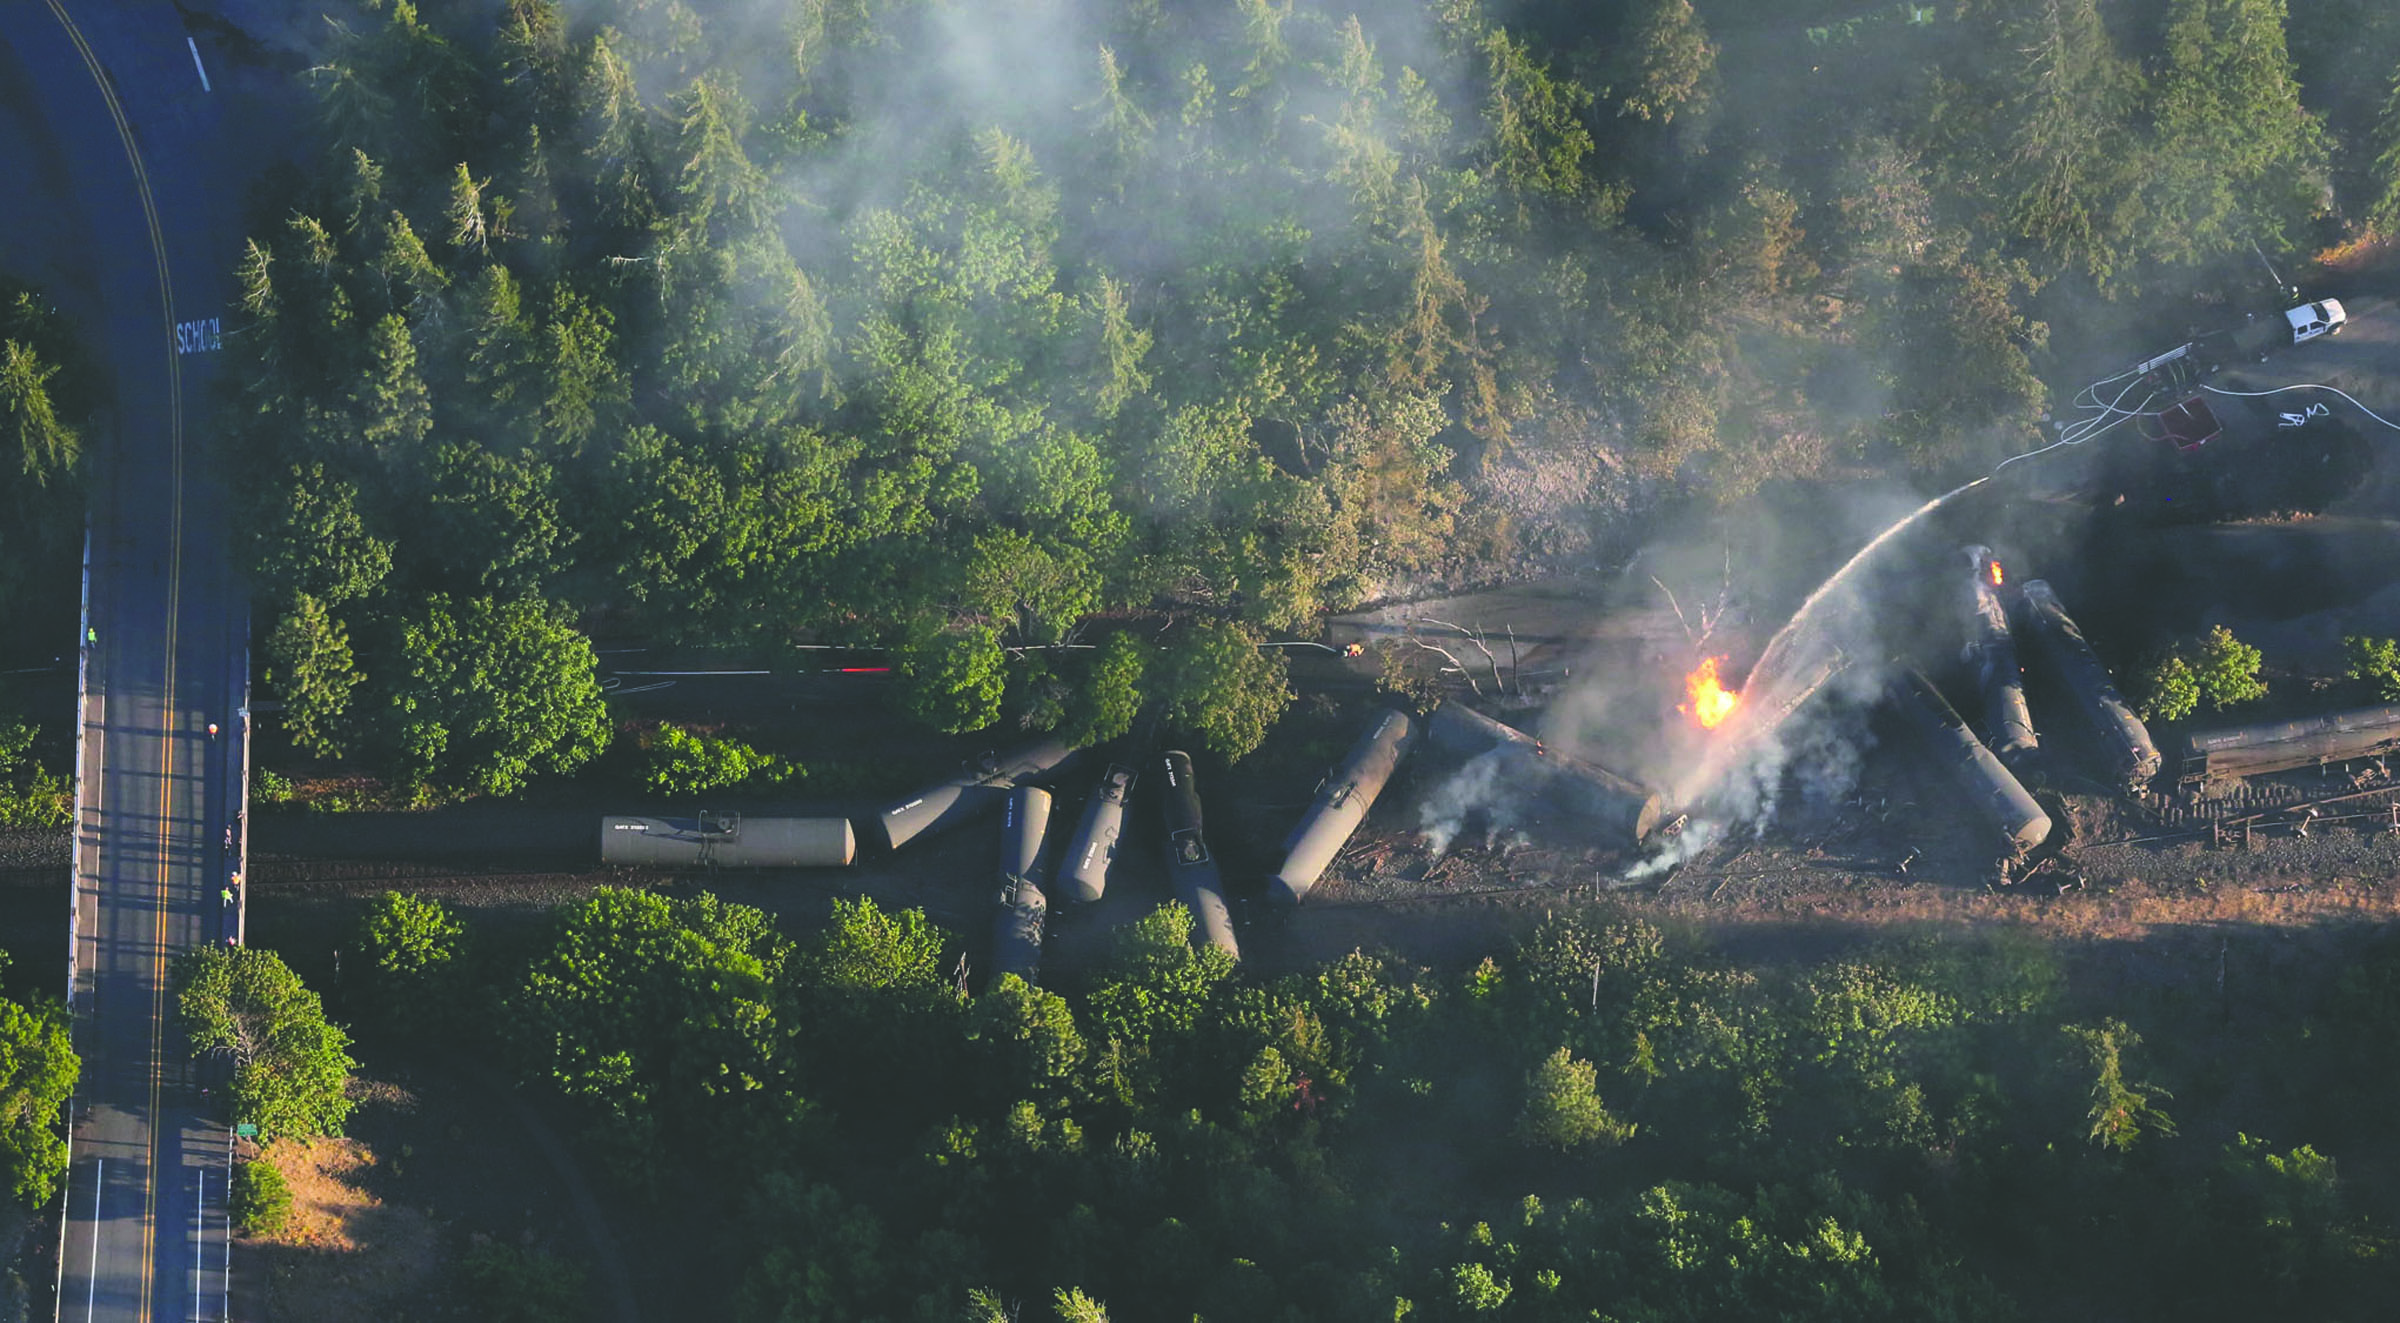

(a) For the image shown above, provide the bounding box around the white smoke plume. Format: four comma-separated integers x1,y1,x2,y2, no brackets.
1415,748,1529,859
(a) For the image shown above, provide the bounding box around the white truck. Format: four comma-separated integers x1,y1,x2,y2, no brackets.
2284,298,2346,345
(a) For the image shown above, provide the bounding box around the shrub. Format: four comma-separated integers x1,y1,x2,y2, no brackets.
2345,635,2400,701
230,1159,291,1237
2193,624,2267,710
2136,654,2200,723
640,722,798,797
1514,1047,1635,1150
0,722,69,829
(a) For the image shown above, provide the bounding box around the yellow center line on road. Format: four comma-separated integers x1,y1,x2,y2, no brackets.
43,4,188,1321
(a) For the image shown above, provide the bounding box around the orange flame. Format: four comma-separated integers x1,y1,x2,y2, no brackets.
1990,560,2004,586
1681,656,1740,730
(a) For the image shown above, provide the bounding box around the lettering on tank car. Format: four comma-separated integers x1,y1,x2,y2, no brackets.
887,798,923,816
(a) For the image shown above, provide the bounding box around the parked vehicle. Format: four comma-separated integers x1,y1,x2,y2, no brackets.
2284,298,2346,345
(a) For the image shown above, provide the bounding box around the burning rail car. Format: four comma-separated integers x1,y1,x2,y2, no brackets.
1961,547,2038,767
2012,580,2161,792
990,786,1053,985
1893,670,2053,862
601,815,855,867
1270,710,1418,905
1424,703,1664,848
1159,750,1240,960
2181,705,2400,787
875,738,1077,851
1057,763,1136,903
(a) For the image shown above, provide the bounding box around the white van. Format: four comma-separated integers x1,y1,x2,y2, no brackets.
2284,298,2346,345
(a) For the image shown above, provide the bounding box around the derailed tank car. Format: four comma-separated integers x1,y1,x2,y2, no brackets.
2181,704,2400,786
875,738,1076,851
990,786,1053,985
1893,670,2052,861
1961,546,2038,767
1270,710,1418,905
1057,763,1137,903
1424,703,1663,848
1158,750,1239,960
601,815,855,867
2013,580,2161,792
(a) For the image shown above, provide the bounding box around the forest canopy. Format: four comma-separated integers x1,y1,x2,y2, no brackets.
223,0,2400,787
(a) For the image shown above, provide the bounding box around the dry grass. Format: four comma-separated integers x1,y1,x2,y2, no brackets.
2312,230,2396,274
1663,872,2400,947
250,1136,445,1321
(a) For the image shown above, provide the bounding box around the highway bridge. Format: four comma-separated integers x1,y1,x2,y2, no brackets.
2,3,249,1318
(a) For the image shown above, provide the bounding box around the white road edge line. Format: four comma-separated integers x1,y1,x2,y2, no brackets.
186,37,210,93
85,1158,101,1321
193,1168,203,1322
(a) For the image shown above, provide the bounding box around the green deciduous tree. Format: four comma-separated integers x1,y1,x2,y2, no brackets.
2194,623,2268,710
970,974,1087,1107
514,889,789,1186
423,441,576,595
901,621,1008,734
641,722,798,796
1065,633,1148,748
0,993,76,1207
175,946,356,1140
1155,620,1290,760
246,464,395,608
2344,634,2400,700
2137,653,2201,723
265,594,364,759
1514,1046,1635,1150
352,891,466,1035
0,721,70,830
384,594,611,796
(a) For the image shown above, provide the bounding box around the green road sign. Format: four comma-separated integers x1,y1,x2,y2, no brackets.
235,1124,258,1137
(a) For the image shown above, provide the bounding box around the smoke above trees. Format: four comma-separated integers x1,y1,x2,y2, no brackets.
220,0,2390,789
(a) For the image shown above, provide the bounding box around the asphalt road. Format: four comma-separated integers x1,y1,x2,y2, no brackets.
3,4,248,1320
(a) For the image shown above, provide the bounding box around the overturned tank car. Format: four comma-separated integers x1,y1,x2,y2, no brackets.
1159,750,1240,960
1961,546,2038,767
2181,705,2400,787
2012,580,2160,792
1057,763,1137,903
1424,703,1663,848
874,739,1077,851
990,787,1053,986
1270,709,1418,905
1893,670,2052,861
